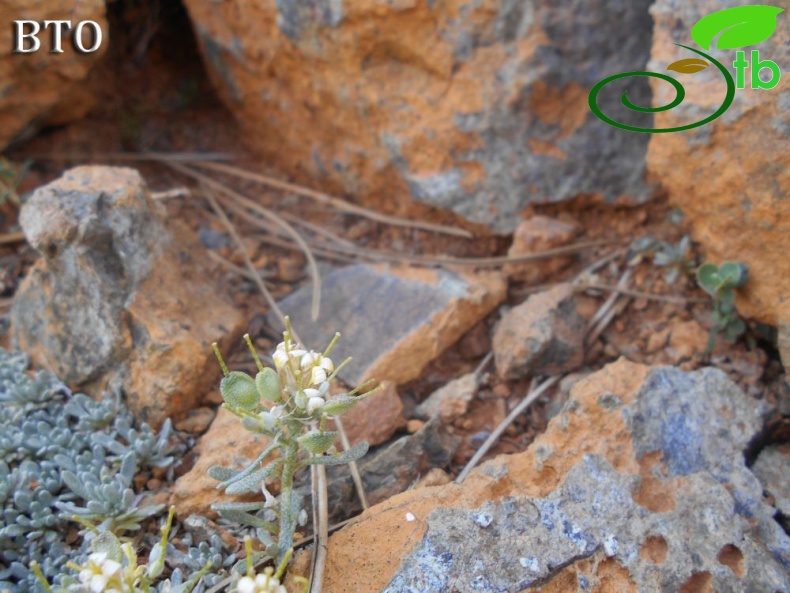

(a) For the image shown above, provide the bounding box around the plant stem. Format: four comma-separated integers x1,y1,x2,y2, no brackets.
277,434,300,566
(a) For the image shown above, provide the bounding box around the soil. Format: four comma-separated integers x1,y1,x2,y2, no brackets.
1,0,787,581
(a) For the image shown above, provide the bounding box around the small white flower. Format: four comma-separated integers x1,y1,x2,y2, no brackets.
303,388,320,399
236,576,257,593
235,571,288,593
89,574,109,593
307,396,325,413
300,351,317,368
78,552,127,593
319,356,334,372
310,366,327,385
101,559,122,577
272,350,288,371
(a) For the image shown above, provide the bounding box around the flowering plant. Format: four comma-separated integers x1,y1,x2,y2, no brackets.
210,318,379,569
30,507,211,593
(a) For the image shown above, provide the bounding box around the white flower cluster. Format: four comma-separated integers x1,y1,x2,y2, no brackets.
72,551,128,593
235,569,289,593
272,340,334,414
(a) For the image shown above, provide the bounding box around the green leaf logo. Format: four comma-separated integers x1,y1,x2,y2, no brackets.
667,58,710,74
692,5,784,50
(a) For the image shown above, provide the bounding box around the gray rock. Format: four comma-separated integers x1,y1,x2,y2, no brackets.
184,0,655,233
268,264,504,386
11,166,244,427
492,283,586,380
382,366,789,592
414,372,478,421
752,445,790,519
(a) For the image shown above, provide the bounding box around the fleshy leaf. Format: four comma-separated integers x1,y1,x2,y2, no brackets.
696,263,721,295
667,58,709,73
718,262,748,288
691,5,784,50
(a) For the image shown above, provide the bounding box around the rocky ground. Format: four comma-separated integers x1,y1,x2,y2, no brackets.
0,1,788,592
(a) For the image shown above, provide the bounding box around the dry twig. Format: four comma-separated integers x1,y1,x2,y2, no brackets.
188,160,474,238
455,376,561,484
0,232,25,245
167,161,322,322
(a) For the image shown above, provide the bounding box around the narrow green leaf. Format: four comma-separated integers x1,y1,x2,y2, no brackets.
216,436,280,491
211,501,265,512
225,460,282,495
207,466,239,482
214,509,277,533
691,5,784,50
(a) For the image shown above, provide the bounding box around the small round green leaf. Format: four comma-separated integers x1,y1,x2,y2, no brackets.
719,262,748,288
696,263,721,295
220,371,260,412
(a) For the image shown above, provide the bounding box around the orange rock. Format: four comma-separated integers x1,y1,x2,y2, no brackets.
174,406,217,435
170,407,272,520
272,264,506,386
667,320,708,363
11,166,245,428
504,216,581,283
0,1,107,149
492,283,585,379
328,381,404,448
287,359,786,592
647,0,790,328
181,0,655,232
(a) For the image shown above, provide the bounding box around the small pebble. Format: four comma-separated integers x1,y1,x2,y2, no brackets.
405,512,416,522
470,431,491,447
472,512,493,528
407,419,425,434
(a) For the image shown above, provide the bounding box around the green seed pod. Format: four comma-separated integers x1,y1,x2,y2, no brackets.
320,394,360,416
297,430,339,455
220,371,260,411
256,367,281,402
